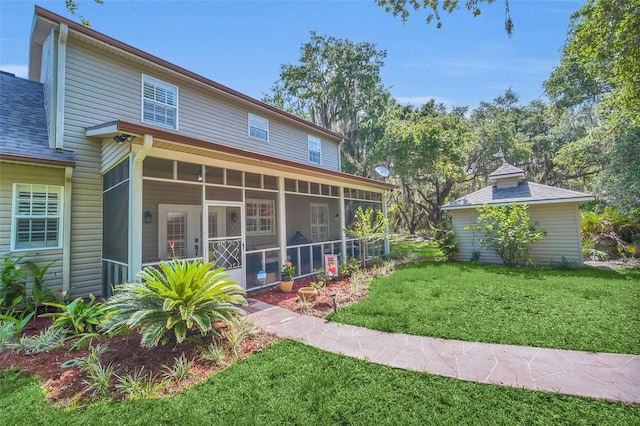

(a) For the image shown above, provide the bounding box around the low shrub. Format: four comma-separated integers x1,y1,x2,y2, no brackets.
434,218,458,261
100,259,247,348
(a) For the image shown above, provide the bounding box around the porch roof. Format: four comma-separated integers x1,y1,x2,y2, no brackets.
86,119,395,191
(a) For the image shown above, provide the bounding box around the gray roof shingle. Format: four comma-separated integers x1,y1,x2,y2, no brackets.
489,163,525,179
0,71,74,166
442,181,593,210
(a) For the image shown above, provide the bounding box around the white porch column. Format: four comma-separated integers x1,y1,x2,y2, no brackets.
278,176,287,276
62,166,73,296
383,190,390,255
339,186,347,265
129,134,153,281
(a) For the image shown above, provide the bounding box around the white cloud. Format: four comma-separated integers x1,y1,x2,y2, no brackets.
0,64,28,78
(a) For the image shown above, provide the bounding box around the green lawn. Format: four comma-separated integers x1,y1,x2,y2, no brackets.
389,238,441,260
2,340,638,425
329,261,640,354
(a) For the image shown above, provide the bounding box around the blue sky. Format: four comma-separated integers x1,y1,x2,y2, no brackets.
0,0,582,110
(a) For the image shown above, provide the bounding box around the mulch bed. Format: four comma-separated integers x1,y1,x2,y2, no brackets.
0,271,375,409
249,274,370,318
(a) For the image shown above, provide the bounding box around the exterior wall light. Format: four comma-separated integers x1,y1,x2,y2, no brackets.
113,133,135,143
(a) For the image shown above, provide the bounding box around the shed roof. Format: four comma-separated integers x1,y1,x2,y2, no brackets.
489,163,525,180
442,181,593,210
0,72,75,167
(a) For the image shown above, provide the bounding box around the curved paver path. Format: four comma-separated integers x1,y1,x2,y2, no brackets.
246,300,640,405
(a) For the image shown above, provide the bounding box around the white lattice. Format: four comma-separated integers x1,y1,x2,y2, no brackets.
209,238,241,269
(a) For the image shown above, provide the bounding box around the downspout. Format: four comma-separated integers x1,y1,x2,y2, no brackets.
62,166,73,296
129,134,153,280
382,190,390,255
278,176,287,277
339,186,347,265
574,203,584,266
55,24,68,151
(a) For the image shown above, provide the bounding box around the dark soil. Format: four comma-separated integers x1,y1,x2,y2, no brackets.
249,274,370,318
0,314,277,407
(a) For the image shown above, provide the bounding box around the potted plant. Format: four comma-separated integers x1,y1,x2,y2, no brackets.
298,268,328,301
280,260,295,292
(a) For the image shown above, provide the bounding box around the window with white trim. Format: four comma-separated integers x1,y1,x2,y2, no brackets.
12,184,63,250
248,113,269,142
310,203,329,241
308,135,321,165
142,74,178,129
246,199,274,236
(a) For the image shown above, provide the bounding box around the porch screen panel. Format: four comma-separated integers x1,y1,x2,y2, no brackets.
102,161,129,263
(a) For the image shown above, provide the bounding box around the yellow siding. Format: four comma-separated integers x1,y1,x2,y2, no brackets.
451,203,584,266
66,42,341,170
0,162,66,291
101,140,131,173
37,31,348,297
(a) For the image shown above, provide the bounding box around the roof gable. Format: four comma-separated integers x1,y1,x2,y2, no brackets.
31,6,344,143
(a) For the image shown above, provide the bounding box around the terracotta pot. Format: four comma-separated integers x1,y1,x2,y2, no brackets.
280,280,294,293
297,286,317,301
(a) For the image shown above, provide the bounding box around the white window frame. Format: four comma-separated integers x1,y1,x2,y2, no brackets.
141,74,178,130
11,183,63,251
308,135,321,165
245,199,275,236
310,202,329,241
248,113,269,142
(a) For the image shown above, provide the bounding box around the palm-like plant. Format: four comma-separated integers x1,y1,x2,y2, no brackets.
100,259,247,348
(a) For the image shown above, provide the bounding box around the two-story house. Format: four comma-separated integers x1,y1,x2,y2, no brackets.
0,6,393,299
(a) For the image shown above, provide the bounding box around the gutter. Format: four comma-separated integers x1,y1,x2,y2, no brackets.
55,23,68,151
441,196,596,211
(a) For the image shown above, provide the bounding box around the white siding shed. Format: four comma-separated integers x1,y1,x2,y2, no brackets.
442,164,594,266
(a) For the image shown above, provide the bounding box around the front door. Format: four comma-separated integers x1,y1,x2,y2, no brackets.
205,203,245,288
158,204,202,260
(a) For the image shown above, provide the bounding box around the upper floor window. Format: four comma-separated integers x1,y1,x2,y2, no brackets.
308,135,321,165
248,113,269,142
246,199,275,236
142,75,178,129
11,184,63,250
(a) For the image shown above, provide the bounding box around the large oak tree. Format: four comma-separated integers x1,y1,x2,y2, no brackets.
263,32,391,176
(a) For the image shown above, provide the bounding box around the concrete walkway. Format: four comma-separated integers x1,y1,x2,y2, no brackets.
246,300,640,405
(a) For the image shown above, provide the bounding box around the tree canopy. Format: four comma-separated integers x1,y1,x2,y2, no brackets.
64,0,103,27
263,32,391,175
546,0,639,126
376,0,514,35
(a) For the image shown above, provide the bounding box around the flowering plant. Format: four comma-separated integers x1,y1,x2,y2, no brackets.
281,260,295,279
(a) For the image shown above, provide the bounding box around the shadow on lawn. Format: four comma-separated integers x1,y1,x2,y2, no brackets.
398,260,640,281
